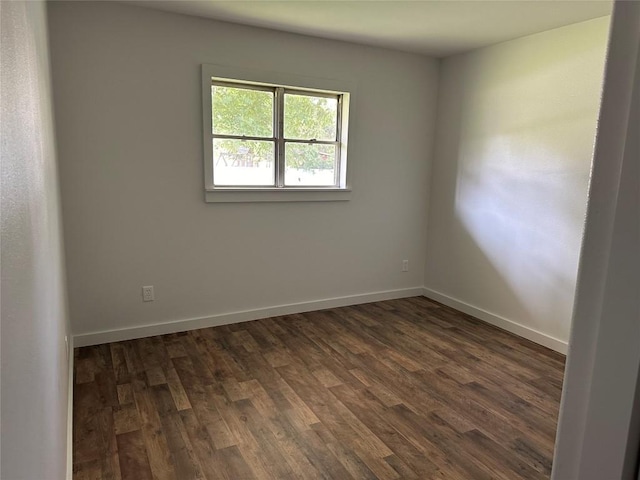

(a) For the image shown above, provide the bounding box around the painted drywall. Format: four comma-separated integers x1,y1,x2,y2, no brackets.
1,1,71,479
553,1,640,478
424,17,609,346
47,2,438,338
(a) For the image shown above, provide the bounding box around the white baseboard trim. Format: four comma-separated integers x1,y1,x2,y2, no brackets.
72,286,568,354
423,287,568,354
66,335,74,480
73,287,425,347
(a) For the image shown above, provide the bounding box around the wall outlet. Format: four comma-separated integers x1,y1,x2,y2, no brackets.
402,260,409,272
142,285,155,302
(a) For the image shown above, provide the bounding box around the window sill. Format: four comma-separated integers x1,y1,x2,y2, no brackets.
205,188,352,203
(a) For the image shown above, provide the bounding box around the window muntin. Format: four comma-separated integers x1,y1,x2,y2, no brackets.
207,78,346,190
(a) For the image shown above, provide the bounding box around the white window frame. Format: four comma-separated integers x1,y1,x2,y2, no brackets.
202,64,353,203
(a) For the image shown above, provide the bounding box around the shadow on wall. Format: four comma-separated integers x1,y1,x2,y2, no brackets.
426,21,606,342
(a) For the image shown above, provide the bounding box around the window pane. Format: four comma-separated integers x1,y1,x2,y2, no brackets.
284,93,337,141
285,143,337,186
213,139,275,186
212,85,273,137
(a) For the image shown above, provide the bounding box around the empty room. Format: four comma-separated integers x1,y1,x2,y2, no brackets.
2,0,639,479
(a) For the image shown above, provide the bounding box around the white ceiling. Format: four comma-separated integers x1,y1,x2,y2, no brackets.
126,0,612,57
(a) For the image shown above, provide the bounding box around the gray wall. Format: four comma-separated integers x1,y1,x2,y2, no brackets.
47,1,439,340
424,17,609,349
1,1,71,478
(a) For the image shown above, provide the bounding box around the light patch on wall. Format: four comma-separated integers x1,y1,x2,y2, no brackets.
456,136,581,333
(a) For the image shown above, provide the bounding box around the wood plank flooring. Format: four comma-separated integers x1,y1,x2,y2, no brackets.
73,296,565,480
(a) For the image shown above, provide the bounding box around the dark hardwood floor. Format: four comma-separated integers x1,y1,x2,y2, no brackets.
73,296,565,480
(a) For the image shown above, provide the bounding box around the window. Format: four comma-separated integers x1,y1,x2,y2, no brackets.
202,65,352,202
